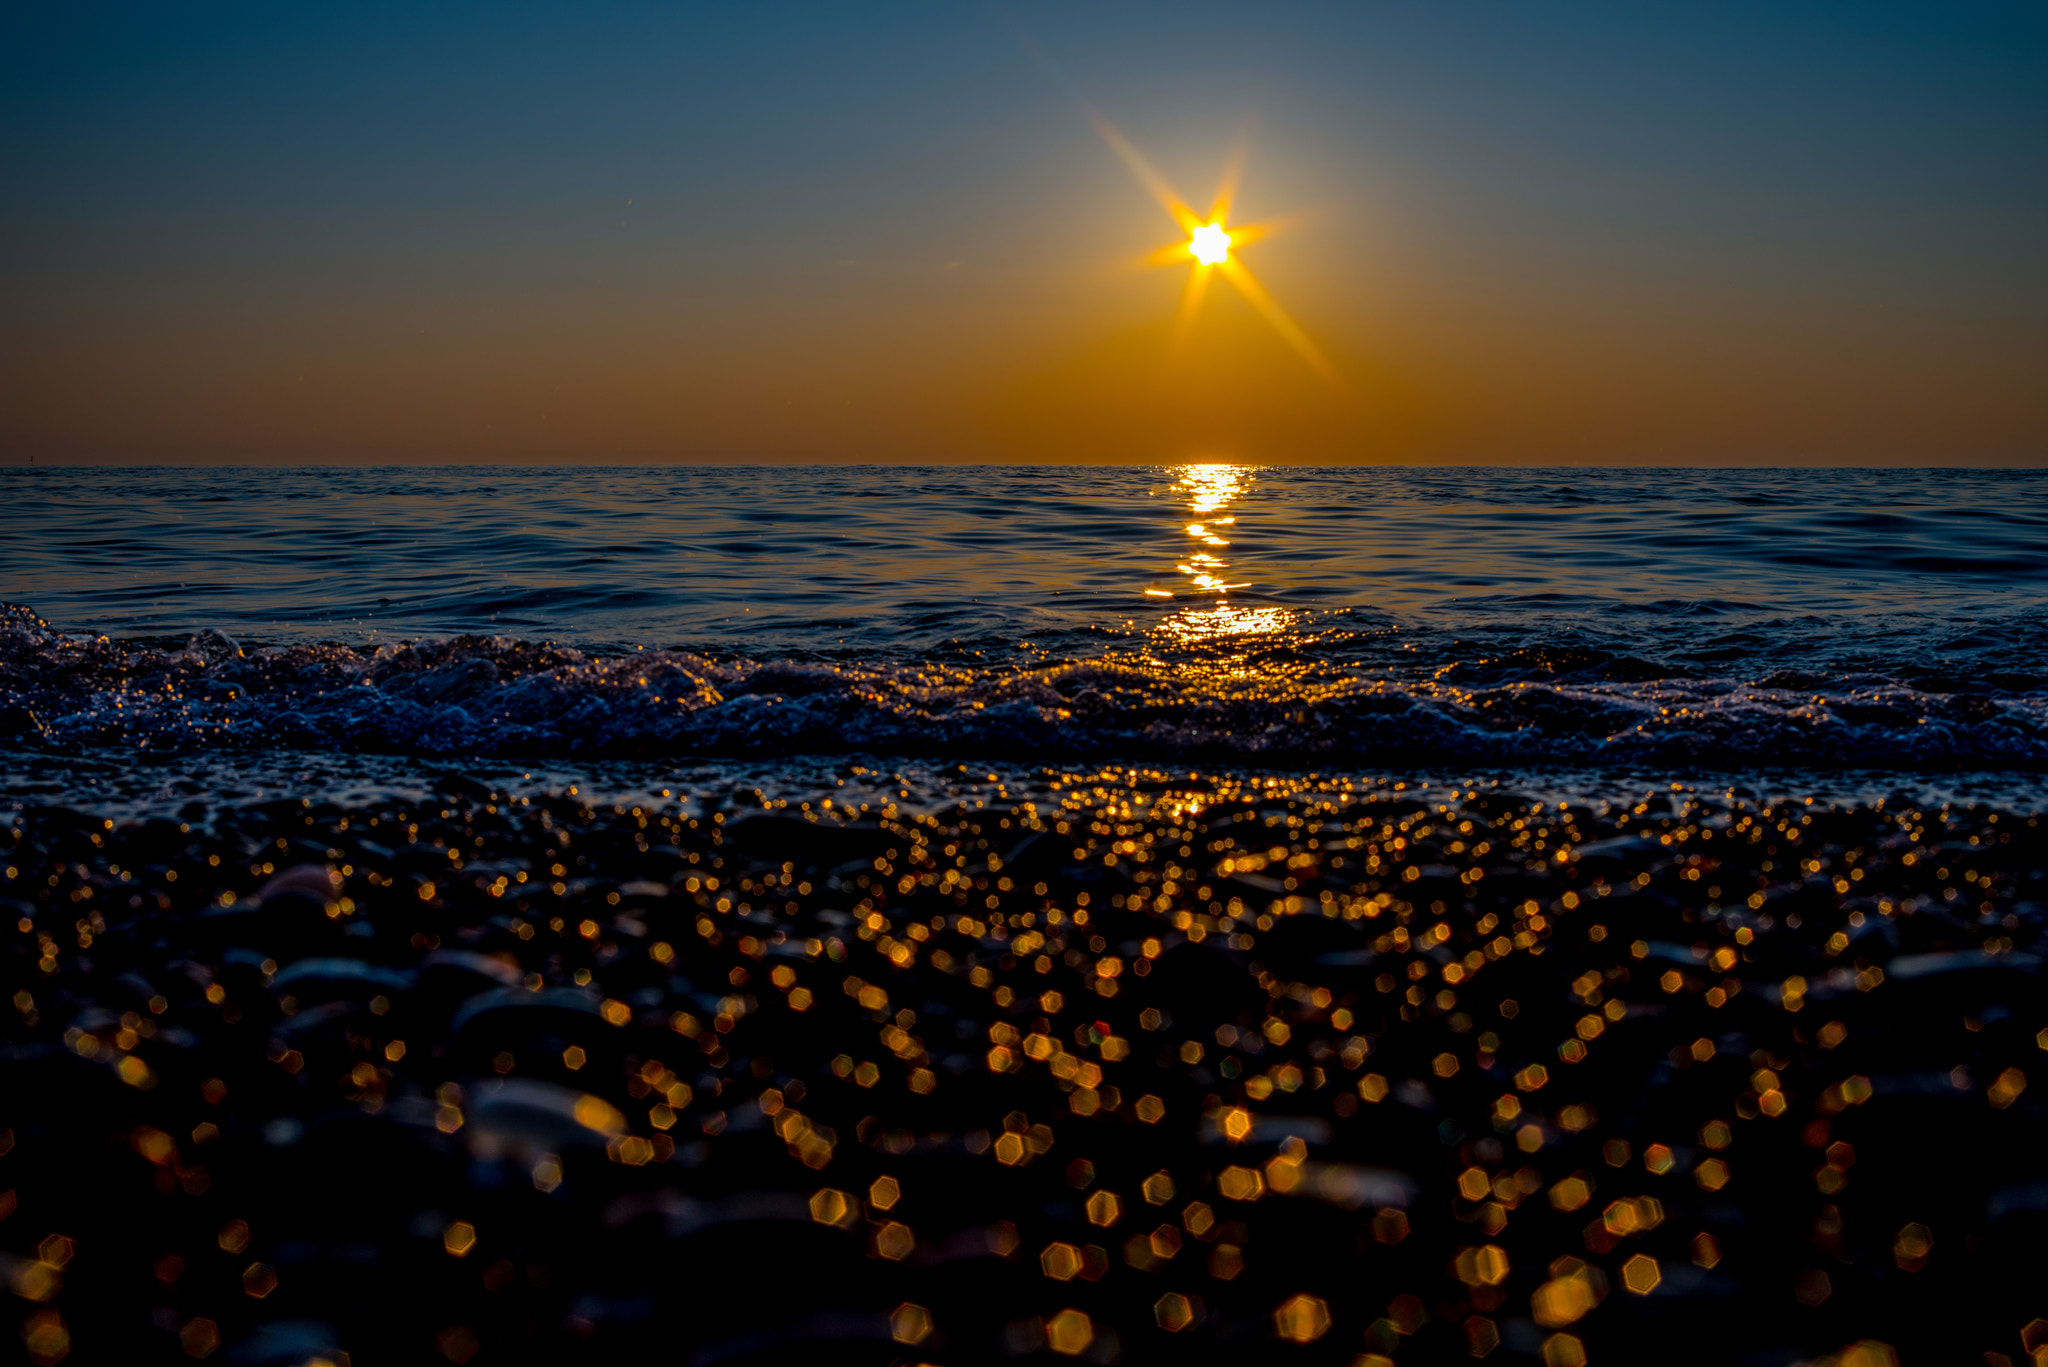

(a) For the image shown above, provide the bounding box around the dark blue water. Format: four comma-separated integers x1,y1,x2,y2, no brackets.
4,465,2045,772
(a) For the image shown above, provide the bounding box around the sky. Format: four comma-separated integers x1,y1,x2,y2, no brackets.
2,1,2044,465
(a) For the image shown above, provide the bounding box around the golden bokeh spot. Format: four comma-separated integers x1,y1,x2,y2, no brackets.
12,1260,58,1303
24,1310,69,1367
1045,1308,1094,1356
1221,1106,1253,1142
1828,1344,1900,1367
572,1094,624,1135
1621,1253,1661,1294
1218,1165,1265,1202
1155,1292,1194,1332
1549,1176,1592,1213
1989,1066,2028,1109
1531,1262,1599,1328
1086,1190,1122,1227
1372,1208,1410,1244
1455,1244,1511,1287
1542,1332,1588,1367
869,1175,900,1212
1387,1294,1426,1335
810,1187,857,1227
1041,1241,1082,1281
608,1134,654,1166
1143,1170,1176,1204
179,1317,220,1359
1892,1222,1932,1272
241,1262,277,1299
890,1302,933,1346
443,1220,477,1258
1602,1195,1664,1237
1273,1292,1330,1344
873,1221,915,1261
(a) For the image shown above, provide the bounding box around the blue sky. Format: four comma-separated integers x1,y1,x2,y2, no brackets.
4,1,2044,462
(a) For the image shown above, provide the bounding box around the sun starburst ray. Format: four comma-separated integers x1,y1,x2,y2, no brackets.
1168,264,1215,352
1207,131,1251,224
1085,111,1344,390
1216,258,1343,388
1085,109,1201,233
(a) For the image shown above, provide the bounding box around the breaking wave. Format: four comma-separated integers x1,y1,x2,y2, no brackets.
3,604,2042,771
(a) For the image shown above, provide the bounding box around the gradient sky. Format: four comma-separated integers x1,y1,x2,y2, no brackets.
4,1,2044,465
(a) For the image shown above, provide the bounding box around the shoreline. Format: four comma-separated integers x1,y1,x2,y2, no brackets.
4,776,2043,1364
7,747,2047,830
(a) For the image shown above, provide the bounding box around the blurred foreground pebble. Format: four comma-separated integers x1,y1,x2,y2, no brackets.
2,770,2045,1365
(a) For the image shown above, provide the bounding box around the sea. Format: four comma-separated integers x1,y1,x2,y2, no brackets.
3,464,2044,815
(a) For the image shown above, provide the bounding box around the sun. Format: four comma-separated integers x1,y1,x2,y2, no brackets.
1189,223,1230,265
1083,110,1342,388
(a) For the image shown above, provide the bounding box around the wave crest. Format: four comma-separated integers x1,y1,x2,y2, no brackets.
2,604,2041,770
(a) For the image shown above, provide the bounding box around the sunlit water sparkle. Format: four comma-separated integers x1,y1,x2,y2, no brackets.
3,465,2045,783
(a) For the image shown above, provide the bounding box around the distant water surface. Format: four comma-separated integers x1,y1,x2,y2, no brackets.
3,465,2045,772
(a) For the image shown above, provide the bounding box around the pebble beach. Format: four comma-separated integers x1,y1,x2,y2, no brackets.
6,769,2043,1365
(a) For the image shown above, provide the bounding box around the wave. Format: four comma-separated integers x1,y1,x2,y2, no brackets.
2,603,2042,771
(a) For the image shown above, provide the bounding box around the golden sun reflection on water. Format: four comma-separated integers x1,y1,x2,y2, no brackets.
1148,464,1303,654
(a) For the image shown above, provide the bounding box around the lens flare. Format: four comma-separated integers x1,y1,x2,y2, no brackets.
1084,109,1342,388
